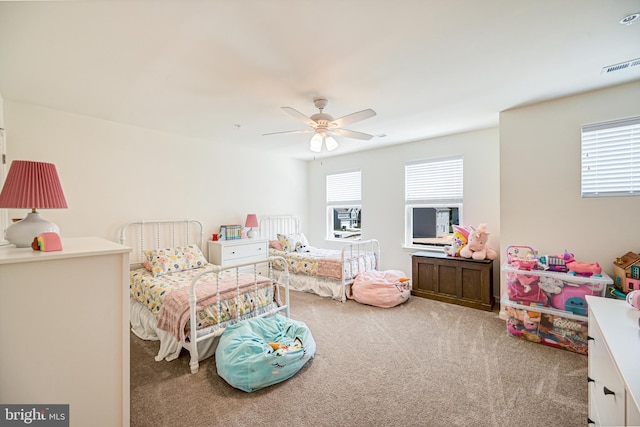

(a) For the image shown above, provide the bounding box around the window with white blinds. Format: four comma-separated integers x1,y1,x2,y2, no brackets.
327,170,361,205
326,169,362,240
405,156,463,248
582,116,640,197
405,156,463,204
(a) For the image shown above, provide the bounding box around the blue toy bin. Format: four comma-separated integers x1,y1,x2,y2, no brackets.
215,315,316,392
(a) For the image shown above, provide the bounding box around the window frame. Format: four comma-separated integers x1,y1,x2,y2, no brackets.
405,155,463,250
326,169,362,241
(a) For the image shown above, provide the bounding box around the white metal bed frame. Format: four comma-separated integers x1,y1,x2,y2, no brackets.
120,219,289,373
259,215,380,302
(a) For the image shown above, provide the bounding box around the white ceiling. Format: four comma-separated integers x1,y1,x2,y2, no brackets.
0,1,639,160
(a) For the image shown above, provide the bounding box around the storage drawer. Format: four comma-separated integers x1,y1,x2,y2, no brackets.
222,241,267,262
588,319,625,426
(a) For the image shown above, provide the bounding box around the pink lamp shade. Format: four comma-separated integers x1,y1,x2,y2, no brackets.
0,160,68,248
0,160,68,209
245,214,258,238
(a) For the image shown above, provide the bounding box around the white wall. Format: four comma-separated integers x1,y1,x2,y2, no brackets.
499,80,640,296
3,101,308,244
307,127,501,286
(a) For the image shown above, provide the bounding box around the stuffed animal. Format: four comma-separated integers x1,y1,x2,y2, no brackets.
538,276,564,294
295,242,310,253
459,224,497,260
444,239,463,257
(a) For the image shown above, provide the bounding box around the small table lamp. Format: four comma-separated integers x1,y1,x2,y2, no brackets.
245,214,258,238
0,160,68,248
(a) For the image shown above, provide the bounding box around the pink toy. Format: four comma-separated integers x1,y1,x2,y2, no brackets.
506,273,548,306
551,286,592,316
459,224,497,261
31,232,63,252
511,259,537,270
505,245,538,270
627,291,640,310
567,261,602,277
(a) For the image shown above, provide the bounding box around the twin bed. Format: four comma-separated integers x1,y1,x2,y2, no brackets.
123,216,380,373
258,215,380,302
121,219,289,374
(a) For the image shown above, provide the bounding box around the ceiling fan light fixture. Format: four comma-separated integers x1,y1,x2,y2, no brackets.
325,135,339,151
266,97,377,154
310,133,323,152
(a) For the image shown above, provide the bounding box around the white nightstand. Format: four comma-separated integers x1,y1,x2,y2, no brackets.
208,238,269,275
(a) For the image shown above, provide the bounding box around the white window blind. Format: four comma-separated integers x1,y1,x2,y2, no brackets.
327,170,361,205
405,156,463,204
582,116,640,197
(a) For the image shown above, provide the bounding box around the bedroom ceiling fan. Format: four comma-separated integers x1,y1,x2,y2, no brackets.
263,97,377,153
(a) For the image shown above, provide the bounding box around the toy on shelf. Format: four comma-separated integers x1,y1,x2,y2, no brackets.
459,224,497,261
567,260,602,277
444,225,469,257
550,285,592,316
538,276,564,295
613,251,640,293
539,250,574,272
505,245,538,270
607,284,627,300
506,272,549,307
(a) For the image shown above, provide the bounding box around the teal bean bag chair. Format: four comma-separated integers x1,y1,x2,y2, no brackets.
215,315,316,392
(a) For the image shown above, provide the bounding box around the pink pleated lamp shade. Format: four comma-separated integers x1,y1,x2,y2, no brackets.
245,214,258,238
245,214,259,228
0,160,68,209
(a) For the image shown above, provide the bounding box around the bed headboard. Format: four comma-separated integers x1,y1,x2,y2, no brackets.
258,215,301,240
119,219,205,267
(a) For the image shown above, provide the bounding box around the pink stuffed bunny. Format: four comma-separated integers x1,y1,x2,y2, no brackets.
459,224,497,260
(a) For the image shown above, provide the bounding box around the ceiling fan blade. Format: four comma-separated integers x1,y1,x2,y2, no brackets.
281,107,318,128
262,129,313,136
330,109,376,128
330,128,374,140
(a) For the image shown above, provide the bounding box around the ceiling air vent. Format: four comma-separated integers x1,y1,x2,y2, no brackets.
601,57,640,74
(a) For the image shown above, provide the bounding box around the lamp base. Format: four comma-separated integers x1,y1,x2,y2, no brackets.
247,228,257,239
4,211,60,248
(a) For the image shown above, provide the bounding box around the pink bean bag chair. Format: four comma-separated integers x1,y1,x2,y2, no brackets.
350,270,411,308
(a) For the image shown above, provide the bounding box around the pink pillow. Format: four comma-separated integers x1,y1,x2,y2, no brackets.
269,240,284,251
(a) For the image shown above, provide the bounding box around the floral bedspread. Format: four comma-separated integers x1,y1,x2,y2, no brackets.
130,267,277,341
269,247,377,281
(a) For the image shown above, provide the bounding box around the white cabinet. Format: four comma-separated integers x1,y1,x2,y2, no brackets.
587,296,640,426
0,237,130,427
208,238,269,275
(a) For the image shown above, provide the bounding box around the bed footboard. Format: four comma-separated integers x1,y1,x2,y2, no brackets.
185,256,289,374
340,239,380,301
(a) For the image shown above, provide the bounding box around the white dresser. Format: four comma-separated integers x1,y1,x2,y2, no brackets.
0,237,130,427
586,296,640,426
208,238,269,275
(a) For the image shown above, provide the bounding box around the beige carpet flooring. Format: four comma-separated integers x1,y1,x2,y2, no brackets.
130,289,588,427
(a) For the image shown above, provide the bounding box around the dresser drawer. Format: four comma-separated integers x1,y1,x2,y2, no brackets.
222,241,267,261
588,317,625,426
208,239,269,267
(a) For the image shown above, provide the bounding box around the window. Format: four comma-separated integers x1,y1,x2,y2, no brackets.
327,169,362,240
405,156,463,248
582,116,640,197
